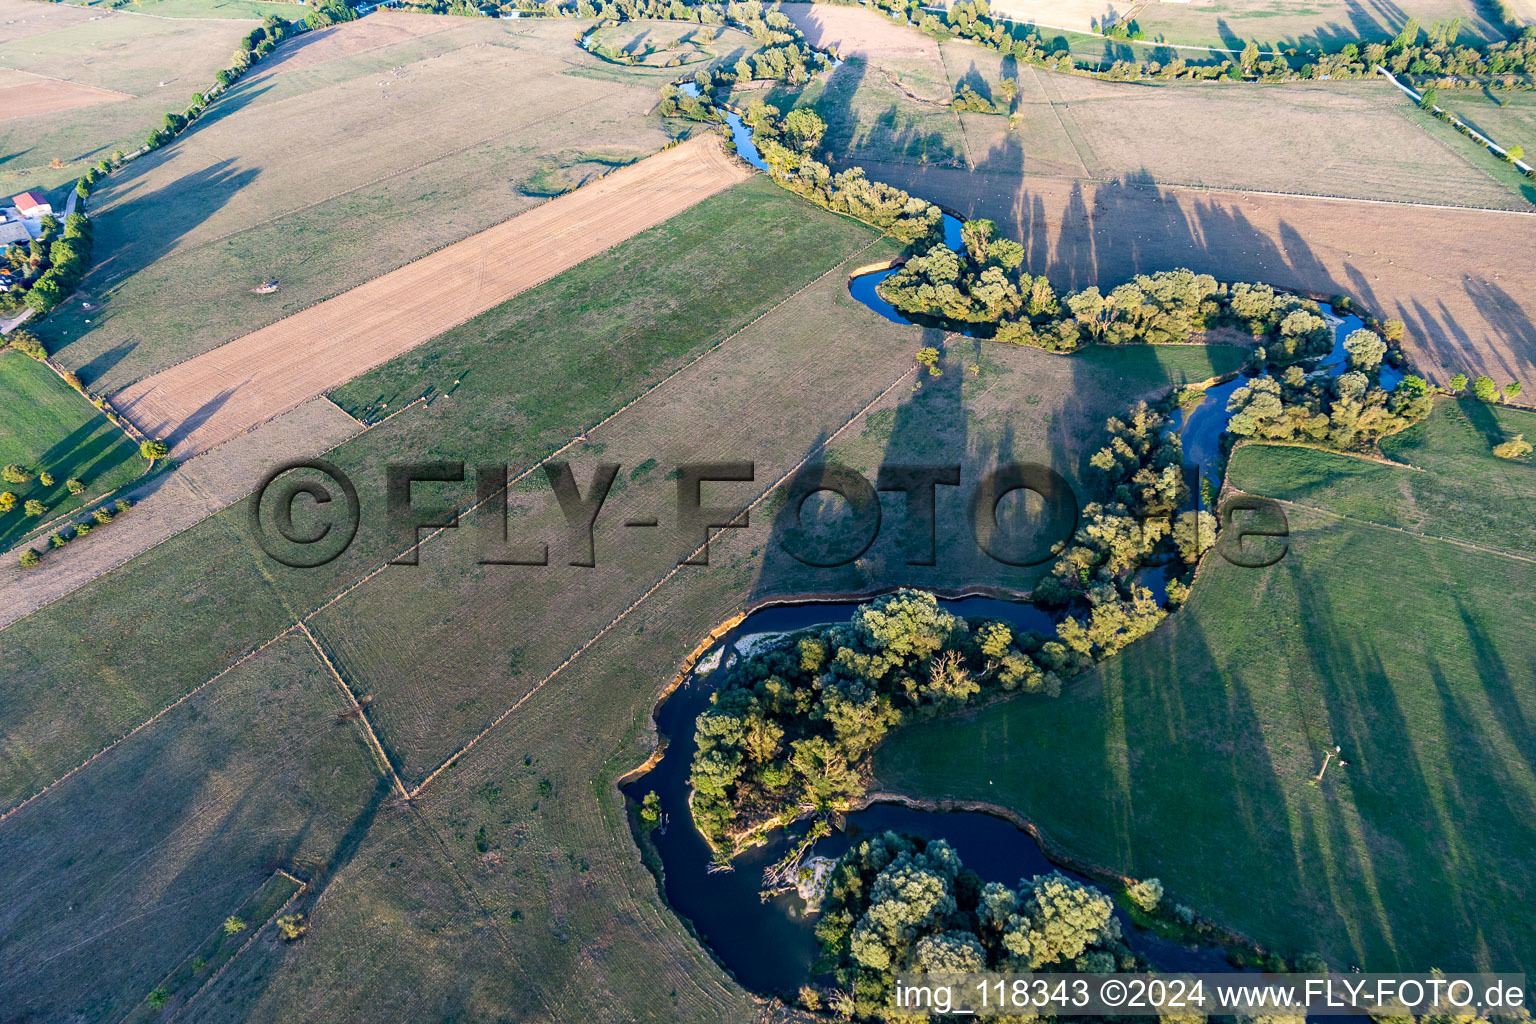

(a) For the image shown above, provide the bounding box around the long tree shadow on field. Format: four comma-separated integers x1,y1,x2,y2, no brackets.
1286,526,1536,970
56,160,261,386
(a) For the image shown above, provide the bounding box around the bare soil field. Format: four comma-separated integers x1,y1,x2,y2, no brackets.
45,16,722,392
857,159,1536,384
1131,0,1510,49
0,397,360,628
111,136,748,458
0,0,254,192
0,73,129,120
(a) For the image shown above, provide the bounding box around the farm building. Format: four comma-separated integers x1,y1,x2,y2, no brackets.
11,192,51,218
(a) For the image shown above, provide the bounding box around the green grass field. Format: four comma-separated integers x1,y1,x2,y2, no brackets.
1229,399,1536,557
0,631,387,1024
0,349,147,551
874,397,1536,971
0,171,1255,1018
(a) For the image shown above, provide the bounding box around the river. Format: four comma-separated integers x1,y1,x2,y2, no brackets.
636,58,1396,999
623,598,1239,997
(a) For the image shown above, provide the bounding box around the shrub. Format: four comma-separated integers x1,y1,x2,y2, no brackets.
1492,434,1532,460
275,913,307,941
146,988,169,1010
1127,877,1164,912
639,791,661,828
5,329,46,360
222,916,246,935
18,549,39,568
66,478,85,494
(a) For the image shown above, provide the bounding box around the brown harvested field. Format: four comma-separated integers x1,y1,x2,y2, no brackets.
987,0,1138,33
0,397,360,629
859,159,1536,384
112,136,750,458
245,11,458,78
782,0,942,60
45,16,720,392
770,7,1530,210
0,0,255,192
1131,0,1510,49
0,0,97,44
0,74,129,120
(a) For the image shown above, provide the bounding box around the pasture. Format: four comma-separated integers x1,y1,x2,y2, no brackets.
43,15,735,394
585,20,759,67
0,348,146,551
0,175,1248,1019
1129,0,1510,50
112,135,748,458
764,6,1530,210
0,0,253,193
874,399,1536,971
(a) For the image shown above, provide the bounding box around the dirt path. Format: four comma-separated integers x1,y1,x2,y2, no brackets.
110,135,749,459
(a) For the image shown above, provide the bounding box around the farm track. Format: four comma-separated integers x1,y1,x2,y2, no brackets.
110,135,750,459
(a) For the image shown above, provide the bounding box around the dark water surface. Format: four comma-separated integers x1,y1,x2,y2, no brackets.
624,599,1237,996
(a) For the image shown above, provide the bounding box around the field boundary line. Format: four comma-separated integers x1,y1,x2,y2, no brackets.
1235,490,1536,565
298,620,410,801
94,100,575,293
305,235,886,623
167,880,305,1022
1027,63,1097,178
1119,177,1536,215
0,238,882,823
113,870,304,1024
0,398,424,635
0,624,299,823
408,363,920,799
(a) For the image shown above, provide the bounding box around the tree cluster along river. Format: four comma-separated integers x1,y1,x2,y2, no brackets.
634,73,1395,999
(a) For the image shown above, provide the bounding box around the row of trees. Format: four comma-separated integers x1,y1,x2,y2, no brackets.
825,0,1536,86
876,225,1345,363
1448,372,1523,403
16,496,136,568
737,105,946,245
813,833,1127,1020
